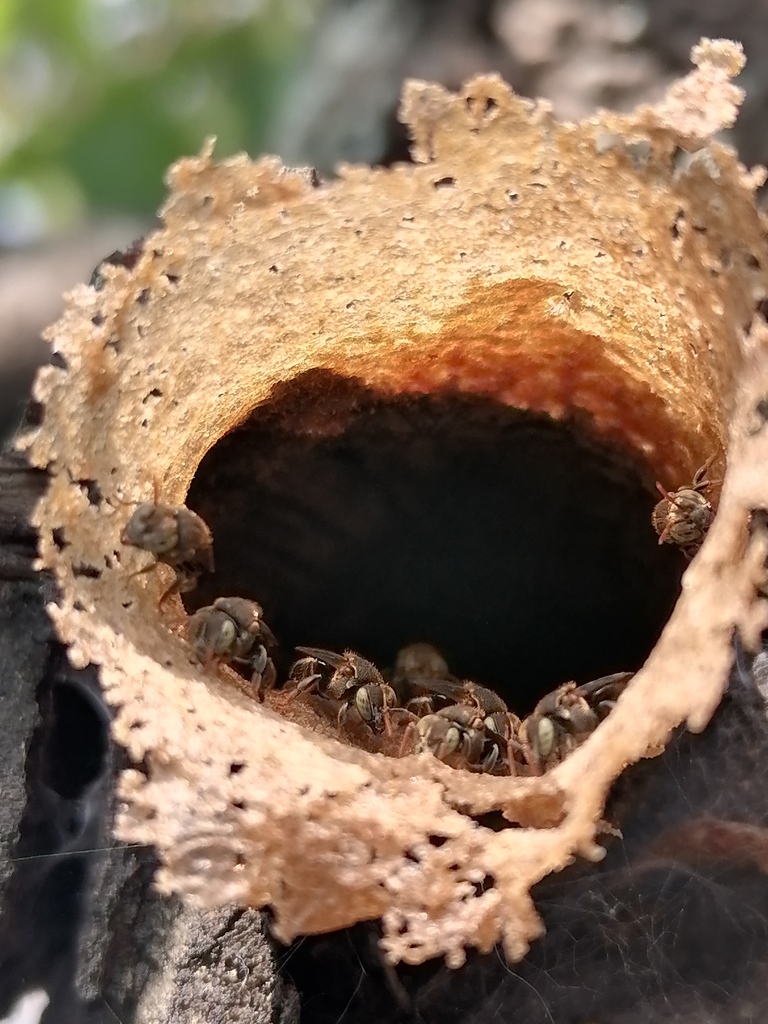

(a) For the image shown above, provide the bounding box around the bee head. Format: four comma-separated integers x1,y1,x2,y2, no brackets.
122,502,179,555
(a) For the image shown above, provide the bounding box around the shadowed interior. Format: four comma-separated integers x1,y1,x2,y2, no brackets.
185,370,684,713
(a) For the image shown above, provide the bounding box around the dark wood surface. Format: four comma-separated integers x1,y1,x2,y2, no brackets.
0,446,298,1024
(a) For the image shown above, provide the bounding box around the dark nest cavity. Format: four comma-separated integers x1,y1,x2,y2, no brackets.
179,370,768,1024
185,370,684,714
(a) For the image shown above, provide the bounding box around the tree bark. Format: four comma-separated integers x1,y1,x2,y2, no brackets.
0,445,299,1024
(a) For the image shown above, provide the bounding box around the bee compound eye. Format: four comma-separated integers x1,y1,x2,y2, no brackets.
416,718,433,748
355,687,373,722
485,712,504,736
141,506,177,552
536,717,556,759
216,616,238,653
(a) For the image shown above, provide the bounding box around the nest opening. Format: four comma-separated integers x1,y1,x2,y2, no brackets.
185,371,683,714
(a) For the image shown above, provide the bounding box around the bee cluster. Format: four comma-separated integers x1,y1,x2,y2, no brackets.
117,458,717,778
283,643,634,777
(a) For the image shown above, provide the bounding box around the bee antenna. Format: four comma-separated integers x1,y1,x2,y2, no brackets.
111,491,141,509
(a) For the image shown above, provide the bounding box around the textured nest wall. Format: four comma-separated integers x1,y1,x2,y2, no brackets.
19,39,768,967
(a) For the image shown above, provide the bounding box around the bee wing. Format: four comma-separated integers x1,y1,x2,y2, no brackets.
406,674,468,701
575,672,634,699
295,646,345,669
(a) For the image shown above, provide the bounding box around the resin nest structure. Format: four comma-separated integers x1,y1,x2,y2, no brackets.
20,39,768,967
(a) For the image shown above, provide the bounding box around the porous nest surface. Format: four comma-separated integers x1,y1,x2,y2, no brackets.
19,39,768,966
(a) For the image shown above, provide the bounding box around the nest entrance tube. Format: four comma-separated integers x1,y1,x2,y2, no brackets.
186,372,683,712
26,46,768,965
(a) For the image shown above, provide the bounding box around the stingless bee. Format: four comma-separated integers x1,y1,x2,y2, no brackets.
187,597,277,699
389,642,461,715
401,704,508,774
576,670,635,720
404,673,509,720
652,457,718,558
286,647,398,735
392,642,451,687
397,668,526,774
119,481,214,605
89,237,145,290
520,671,634,774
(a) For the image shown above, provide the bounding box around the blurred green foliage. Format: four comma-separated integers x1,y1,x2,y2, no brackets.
0,0,316,244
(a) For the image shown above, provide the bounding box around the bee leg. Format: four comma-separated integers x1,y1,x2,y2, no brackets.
519,724,544,775
112,491,139,509
405,696,432,717
126,559,157,582
385,707,414,747
337,700,352,729
388,707,416,723
285,675,322,702
262,658,277,692
381,702,398,738
692,455,717,490
398,720,418,757
504,736,523,776
251,650,277,703
692,475,717,492
481,745,499,774
435,736,451,762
